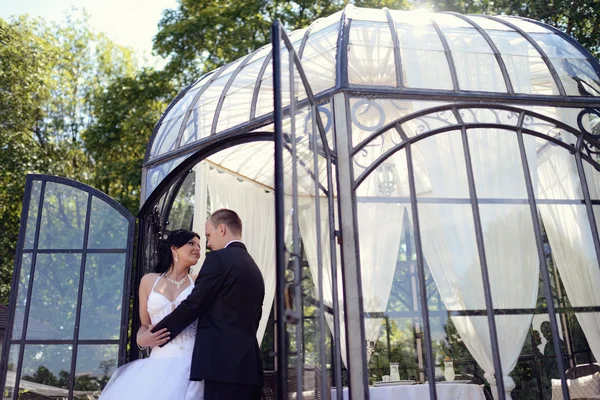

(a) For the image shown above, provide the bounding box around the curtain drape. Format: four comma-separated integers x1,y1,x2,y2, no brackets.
191,167,276,344
414,128,539,399
537,137,600,363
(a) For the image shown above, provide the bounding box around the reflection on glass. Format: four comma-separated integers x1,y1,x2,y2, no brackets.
88,197,128,249
79,254,126,340
4,345,20,399
168,171,196,230
19,345,72,398
74,345,118,398
38,182,88,249
12,254,32,339
27,253,81,340
24,181,42,250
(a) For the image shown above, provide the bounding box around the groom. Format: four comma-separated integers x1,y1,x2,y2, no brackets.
152,208,265,400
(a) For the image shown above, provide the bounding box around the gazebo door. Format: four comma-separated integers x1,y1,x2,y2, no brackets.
0,174,135,400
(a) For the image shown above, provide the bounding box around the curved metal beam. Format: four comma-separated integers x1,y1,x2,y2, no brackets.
430,19,460,92
138,131,273,217
210,50,262,135
447,12,515,94
383,8,403,88
484,15,567,96
335,6,351,89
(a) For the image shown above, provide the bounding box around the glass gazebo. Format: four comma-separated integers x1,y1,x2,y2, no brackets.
2,5,600,400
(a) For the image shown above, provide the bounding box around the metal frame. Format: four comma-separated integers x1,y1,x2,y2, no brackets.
134,8,600,400
141,9,600,202
273,20,345,400
0,175,135,400
348,102,600,399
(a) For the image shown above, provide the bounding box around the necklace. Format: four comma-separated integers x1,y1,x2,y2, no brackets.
164,274,187,289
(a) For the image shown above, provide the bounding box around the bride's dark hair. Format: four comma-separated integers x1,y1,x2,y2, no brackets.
155,229,201,274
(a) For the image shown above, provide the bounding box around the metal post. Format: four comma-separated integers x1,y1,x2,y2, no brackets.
272,20,289,400
332,92,370,399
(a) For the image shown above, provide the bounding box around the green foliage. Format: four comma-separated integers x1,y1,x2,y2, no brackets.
0,12,137,304
84,68,176,212
0,16,57,304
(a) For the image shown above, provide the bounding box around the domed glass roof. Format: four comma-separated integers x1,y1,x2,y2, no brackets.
141,6,600,202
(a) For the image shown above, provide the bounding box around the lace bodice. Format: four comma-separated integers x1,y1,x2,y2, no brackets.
146,274,197,358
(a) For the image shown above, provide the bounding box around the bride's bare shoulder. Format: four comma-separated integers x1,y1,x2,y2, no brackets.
191,274,199,282
140,273,161,288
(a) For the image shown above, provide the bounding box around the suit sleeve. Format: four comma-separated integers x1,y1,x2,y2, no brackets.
151,251,224,345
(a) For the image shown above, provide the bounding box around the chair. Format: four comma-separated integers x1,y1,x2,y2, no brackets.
262,365,328,400
566,363,600,380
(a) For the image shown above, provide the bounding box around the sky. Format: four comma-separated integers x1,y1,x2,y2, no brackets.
0,0,178,68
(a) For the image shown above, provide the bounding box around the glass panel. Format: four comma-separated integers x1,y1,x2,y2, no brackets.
540,203,598,306
411,130,470,198
38,182,88,250
534,147,583,200
531,33,587,60
499,17,550,33
79,254,126,340
145,154,188,199
214,58,262,133
487,30,559,95
300,24,338,95
88,196,129,249
441,27,506,92
397,24,454,90
74,345,118,397
585,162,600,201
162,87,199,122
433,13,471,28
348,21,396,86
468,16,513,31
4,345,20,399
149,115,184,157
23,181,41,250
18,345,71,398
27,253,81,339
415,199,495,396
529,33,600,96
12,254,32,339
347,6,387,22
168,171,195,230
468,129,530,199
480,203,539,398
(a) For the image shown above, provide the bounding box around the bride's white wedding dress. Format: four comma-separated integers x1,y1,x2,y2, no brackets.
100,275,204,400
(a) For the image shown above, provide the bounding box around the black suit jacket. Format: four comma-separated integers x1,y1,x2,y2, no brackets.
152,242,265,386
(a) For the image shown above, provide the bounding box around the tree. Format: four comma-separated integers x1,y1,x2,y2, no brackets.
83,69,176,213
0,16,58,304
0,12,138,304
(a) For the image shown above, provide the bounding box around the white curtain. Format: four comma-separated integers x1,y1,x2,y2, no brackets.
537,139,600,362
192,167,276,345
298,199,345,364
414,128,539,399
298,195,403,366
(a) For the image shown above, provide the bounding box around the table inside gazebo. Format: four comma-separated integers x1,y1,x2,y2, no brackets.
331,382,486,400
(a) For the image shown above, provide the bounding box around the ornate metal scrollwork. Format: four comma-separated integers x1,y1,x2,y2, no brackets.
577,108,600,157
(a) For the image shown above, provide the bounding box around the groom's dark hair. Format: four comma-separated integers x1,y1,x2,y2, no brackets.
210,208,242,236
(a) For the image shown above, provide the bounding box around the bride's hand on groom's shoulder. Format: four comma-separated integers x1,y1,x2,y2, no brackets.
137,324,170,348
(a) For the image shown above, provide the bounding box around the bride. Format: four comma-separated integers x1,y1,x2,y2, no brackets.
100,229,205,400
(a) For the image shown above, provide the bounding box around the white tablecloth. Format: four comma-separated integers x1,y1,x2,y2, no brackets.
331,383,486,400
